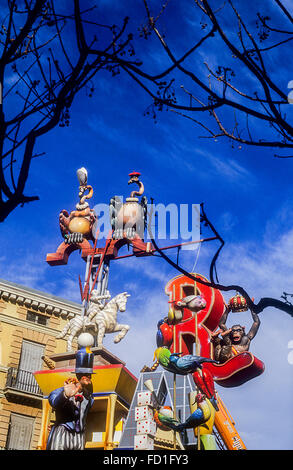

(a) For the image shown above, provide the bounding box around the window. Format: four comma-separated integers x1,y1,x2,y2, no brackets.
19,340,44,372
26,310,48,326
6,413,34,450
13,340,44,394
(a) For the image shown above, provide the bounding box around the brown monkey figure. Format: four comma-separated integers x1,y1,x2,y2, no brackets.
211,305,260,363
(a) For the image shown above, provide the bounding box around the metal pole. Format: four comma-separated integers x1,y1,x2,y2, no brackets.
96,259,104,295
112,237,218,261
101,261,110,296
195,312,201,450
173,324,177,450
82,256,91,317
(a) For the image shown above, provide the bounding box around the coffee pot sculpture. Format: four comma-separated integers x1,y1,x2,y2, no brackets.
109,171,148,240
59,167,97,244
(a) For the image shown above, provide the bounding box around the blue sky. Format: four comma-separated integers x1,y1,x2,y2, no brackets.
1,0,293,450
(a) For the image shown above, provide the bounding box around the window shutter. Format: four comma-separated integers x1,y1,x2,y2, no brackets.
6,414,34,450
16,340,44,393
19,340,44,372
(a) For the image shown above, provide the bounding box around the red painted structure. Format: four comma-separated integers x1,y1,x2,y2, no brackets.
162,274,264,388
46,234,154,266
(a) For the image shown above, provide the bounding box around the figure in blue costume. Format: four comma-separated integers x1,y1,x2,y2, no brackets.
46,347,94,450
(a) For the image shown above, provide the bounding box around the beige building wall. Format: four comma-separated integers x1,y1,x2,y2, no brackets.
0,279,82,450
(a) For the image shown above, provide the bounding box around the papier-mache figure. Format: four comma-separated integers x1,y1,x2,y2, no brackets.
46,347,95,450
211,298,260,364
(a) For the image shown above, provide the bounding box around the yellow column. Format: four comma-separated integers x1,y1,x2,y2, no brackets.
105,394,117,450
37,399,51,450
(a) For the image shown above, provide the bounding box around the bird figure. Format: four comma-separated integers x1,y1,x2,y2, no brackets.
156,318,173,348
154,406,180,431
109,171,147,240
153,347,218,375
175,393,211,432
193,368,219,411
155,394,211,433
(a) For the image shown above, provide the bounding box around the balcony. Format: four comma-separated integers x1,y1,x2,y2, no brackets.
5,367,43,401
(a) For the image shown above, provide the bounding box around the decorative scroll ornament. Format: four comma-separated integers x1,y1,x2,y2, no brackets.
42,355,56,370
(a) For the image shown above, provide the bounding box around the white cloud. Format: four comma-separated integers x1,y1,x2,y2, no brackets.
218,228,293,300
0,254,47,290
194,147,254,183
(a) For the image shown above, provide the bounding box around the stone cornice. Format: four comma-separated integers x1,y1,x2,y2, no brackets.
0,279,82,319
0,313,62,337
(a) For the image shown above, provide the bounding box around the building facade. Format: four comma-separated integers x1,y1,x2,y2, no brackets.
0,278,81,450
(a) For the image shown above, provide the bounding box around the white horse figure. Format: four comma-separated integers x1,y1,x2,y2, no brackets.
56,291,109,352
56,313,96,352
56,291,130,351
89,291,131,348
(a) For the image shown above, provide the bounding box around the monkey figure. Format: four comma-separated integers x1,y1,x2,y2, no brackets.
211,305,260,363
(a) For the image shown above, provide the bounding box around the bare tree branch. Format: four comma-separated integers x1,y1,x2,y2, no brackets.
130,0,293,154
0,0,140,221
148,200,293,318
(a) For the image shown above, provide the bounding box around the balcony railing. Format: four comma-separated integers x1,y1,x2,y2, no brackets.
5,367,42,396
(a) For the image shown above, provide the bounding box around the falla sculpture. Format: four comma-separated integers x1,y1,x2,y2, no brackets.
59,167,97,244
109,171,148,240
42,168,267,451
47,169,154,266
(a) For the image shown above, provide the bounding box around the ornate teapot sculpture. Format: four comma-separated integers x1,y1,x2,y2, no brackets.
59,167,97,244
109,171,148,240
